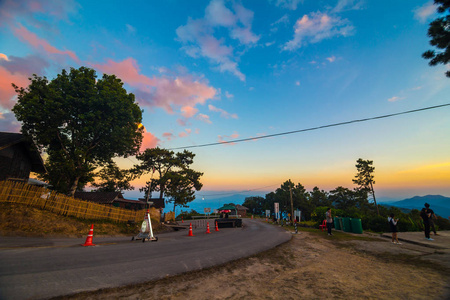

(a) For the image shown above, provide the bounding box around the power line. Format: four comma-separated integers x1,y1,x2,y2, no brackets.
169,103,450,150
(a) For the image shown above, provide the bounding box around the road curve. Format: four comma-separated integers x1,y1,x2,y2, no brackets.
0,219,291,300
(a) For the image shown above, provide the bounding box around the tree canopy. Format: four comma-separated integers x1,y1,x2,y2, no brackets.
134,147,203,211
353,158,379,215
91,162,134,193
12,66,143,196
422,0,450,77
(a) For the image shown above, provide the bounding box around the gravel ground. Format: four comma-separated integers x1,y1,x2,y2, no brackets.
55,228,450,300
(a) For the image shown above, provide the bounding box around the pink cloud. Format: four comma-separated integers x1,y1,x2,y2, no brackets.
181,106,198,118
178,128,192,138
93,58,217,113
163,132,175,141
13,25,79,62
140,129,160,151
218,132,239,145
0,66,29,110
0,0,79,29
0,54,50,110
176,1,259,81
177,119,188,126
196,113,212,124
284,12,354,50
208,104,238,119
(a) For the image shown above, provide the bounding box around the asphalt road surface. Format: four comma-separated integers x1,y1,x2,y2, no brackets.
0,219,291,300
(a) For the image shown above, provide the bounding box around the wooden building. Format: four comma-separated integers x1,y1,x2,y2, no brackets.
74,191,146,210
0,132,46,181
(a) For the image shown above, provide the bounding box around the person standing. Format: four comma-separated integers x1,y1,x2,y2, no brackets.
428,205,438,236
420,203,433,241
326,208,333,236
388,213,401,244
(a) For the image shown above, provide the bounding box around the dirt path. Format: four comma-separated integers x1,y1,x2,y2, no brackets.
57,230,450,300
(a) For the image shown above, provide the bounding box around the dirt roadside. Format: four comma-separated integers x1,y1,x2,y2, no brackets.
55,228,450,300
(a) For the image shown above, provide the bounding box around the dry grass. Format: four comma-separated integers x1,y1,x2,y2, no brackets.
0,203,163,237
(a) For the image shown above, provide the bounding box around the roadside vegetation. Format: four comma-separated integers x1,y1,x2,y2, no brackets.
243,159,450,233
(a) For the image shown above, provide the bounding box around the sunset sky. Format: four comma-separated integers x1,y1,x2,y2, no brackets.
1,0,449,201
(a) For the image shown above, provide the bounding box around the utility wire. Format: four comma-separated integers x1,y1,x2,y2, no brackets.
169,103,450,150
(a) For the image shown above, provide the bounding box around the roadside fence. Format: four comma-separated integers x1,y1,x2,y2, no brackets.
0,180,158,223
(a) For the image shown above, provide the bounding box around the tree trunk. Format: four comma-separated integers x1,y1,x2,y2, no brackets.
370,181,379,215
68,176,80,197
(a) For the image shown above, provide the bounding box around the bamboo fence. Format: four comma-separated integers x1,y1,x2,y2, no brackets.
0,180,158,223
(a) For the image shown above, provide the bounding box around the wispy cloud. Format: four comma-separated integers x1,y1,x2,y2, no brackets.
178,128,192,138
93,58,217,114
197,113,212,124
225,91,234,98
332,0,364,13
0,54,49,110
181,106,199,118
326,55,336,62
284,12,354,51
163,132,175,141
218,132,239,145
176,0,259,81
13,24,79,62
0,0,79,29
208,104,238,119
387,96,405,102
271,0,303,10
413,1,436,23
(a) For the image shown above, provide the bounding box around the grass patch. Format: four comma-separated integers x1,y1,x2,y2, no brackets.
0,202,164,237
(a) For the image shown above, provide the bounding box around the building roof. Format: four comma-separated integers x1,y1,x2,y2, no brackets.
74,191,145,206
236,204,249,211
0,132,46,174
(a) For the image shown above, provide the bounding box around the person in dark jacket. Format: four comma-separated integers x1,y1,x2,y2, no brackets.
428,206,438,236
388,213,401,244
326,208,333,236
420,203,433,241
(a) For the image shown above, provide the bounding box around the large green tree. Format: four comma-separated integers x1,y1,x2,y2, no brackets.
242,196,266,215
12,67,143,196
422,0,450,77
328,186,357,210
352,158,379,215
164,169,203,212
91,162,134,193
134,147,203,210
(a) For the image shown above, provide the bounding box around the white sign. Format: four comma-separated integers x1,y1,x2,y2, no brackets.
274,202,279,220
265,210,271,217
204,207,211,214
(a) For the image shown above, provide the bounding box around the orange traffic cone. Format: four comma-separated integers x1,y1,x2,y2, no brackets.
251,215,253,219
188,223,194,236
82,224,96,246
206,222,211,234
215,221,219,232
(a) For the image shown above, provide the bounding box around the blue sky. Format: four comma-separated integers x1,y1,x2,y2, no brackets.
1,0,449,201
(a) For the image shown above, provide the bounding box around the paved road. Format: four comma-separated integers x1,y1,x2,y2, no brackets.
0,219,291,300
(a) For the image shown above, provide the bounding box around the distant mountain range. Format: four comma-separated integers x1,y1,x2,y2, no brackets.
380,195,450,218
185,194,450,218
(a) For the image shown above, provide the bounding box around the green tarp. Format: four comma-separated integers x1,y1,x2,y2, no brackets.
217,204,236,211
